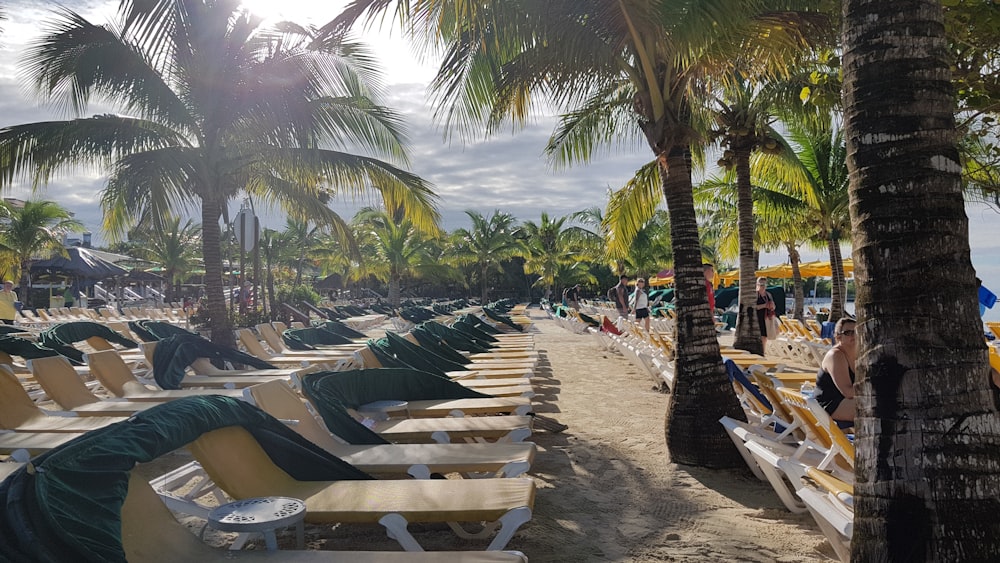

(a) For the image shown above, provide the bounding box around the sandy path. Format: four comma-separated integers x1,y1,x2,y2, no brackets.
506,308,834,562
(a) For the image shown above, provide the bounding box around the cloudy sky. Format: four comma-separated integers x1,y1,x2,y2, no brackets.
0,0,650,243
3,0,1000,306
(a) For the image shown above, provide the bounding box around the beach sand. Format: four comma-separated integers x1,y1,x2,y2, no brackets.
137,308,836,561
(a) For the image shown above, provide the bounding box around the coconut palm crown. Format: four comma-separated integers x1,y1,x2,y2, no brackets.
0,0,438,345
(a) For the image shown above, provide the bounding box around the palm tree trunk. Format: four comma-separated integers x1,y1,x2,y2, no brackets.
481,265,489,303
389,266,401,308
201,198,235,348
732,145,763,354
19,261,30,308
659,147,743,468
786,244,805,321
827,234,845,321
844,0,1000,558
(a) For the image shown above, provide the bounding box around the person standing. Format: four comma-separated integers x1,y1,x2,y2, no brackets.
630,277,651,332
566,284,580,309
609,275,629,319
0,281,18,325
703,264,716,312
754,277,775,351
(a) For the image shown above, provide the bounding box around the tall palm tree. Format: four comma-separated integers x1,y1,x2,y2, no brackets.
0,200,83,307
352,205,442,307
330,0,828,467
752,113,850,320
710,76,790,354
620,210,673,280
0,0,437,346
520,213,597,296
450,210,522,303
127,216,201,303
844,0,1000,557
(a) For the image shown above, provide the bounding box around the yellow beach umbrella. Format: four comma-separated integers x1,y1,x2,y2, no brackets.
719,269,740,285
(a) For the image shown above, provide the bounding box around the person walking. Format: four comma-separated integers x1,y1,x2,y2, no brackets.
754,277,776,352
630,277,651,332
609,275,629,320
0,281,18,325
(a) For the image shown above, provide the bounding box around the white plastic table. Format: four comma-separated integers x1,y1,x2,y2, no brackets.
207,496,306,551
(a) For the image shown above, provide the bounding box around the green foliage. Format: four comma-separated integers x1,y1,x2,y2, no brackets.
276,284,321,307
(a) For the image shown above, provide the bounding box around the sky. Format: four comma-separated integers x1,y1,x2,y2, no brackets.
2,1,1000,317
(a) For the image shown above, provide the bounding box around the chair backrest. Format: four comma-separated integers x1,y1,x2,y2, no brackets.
122,473,218,561
748,369,801,435
139,341,157,364
0,350,16,366
87,349,141,397
35,309,52,321
86,336,116,351
236,329,273,360
246,380,346,454
188,426,300,499
356,347,382,368
776,387,855,470
29,355,99,410
0,364,42,427
255,323,288,353
273,321,289,333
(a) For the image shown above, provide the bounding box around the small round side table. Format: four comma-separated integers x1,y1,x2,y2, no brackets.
207,496,306,551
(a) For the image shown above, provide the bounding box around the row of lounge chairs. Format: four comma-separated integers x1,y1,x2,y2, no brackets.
546,302,850,558
0,303,543,559
721,364,853,562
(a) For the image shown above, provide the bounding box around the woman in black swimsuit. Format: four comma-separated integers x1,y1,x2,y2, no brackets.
814,317,857,422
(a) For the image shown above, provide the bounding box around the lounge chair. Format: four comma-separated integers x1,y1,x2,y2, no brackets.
245,380,535,478
0,431,81,458
777,459,853,563
301,369,533,418
86,349,248,399
0,396,529,561
0,365,125,433
237,329,354,367
190,426,535,551
256,323,362,353
29,356,157,416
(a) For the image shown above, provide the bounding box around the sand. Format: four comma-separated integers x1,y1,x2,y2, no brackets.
136,307,837,561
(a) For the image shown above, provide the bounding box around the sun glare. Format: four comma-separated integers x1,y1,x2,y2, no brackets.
239,0,346,24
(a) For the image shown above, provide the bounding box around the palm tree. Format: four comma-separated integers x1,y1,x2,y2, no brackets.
710,76,789,354
450,210,522,303
330,0,828,467
127,216,201,303
752,112,850,321
520,213,597,296
844,0,1000,557
0,200,83,307
0,1,437,346
352,205,442,307
620,210,673,280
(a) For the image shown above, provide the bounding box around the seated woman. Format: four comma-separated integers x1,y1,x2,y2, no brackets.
814,318,857,423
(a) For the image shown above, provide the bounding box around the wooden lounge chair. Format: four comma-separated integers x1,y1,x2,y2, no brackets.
86,349,248,399
236,329,352,367
124,474,529,561
0,365,125,433
356,347,533,381
245,380,535,479
189,426,536,551
28,356,157,416
0,431,81,458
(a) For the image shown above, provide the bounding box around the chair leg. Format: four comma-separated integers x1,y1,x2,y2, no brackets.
378,513,425,551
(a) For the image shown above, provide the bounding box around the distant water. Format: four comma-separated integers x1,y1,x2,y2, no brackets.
795,299,1000,324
